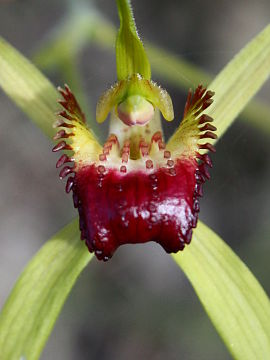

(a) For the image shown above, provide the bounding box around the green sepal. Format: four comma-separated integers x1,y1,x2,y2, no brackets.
116,0,151,80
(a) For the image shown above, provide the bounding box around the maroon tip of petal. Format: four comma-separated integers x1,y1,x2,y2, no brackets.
52,141,66,152
202,143,216,153
200,131,218,140
65,177,74,193
59,166,74,179
199,163,211,180
201,99,214,110
199,123,217,132
199,114,213,124
56,154,69,168
201,153,213,168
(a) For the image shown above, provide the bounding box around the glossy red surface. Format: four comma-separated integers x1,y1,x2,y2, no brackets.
73,159,200,261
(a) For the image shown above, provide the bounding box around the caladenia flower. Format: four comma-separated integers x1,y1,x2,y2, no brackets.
52,1,217,261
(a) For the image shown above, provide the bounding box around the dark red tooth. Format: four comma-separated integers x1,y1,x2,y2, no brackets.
122,153,129,163
139,140,148,147
56,154,71,168
195,183,203,197
140,142,149,156
57,110,73,121
97,165,106,174
63,84,72,97
53,129,71,140
151,131,163,142
199,123,217,132
158,141,166,150
177,232,186,245
52,141,66,152
57,86,66,97
200,131,218,140
193,199,200,212
54,119,65,128
145,160,153,169
191,213,199,228
53,130,65,140
164,150,171,159
104,142,112,150
57,120,75,129
199,114,213,124
202,99,214,110
199,142,216,153
200,163,211,180
169,168,176,176
192,85,206,106
167,160,174,167
103,148,110,155
195,174,204,184
203,90,215,100
202,154,212,167
65,177,74,193
107,134,118,144
58,100,70,111
196,153,212,168
59,166,74,179
99,154,107,161
185,229,193,244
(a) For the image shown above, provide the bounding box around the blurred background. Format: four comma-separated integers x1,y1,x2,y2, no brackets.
0,0,269,359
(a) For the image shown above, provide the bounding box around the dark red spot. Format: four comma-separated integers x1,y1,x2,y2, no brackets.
164,150,171,159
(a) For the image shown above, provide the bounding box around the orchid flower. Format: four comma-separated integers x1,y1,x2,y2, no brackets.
52,1,216,261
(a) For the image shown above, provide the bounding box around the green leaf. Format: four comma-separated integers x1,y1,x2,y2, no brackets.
207,24,270,141
173,221,270,360
0,37,59,138
116,0,151,80
0,219,93,360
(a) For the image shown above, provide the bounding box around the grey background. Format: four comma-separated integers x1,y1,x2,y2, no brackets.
0,0,269,359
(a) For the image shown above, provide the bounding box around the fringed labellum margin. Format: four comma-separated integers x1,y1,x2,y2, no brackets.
52,82,216,261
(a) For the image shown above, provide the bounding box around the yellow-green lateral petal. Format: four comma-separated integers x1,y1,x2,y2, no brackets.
167,86,216,157
145,79,174,121
56,85,102,166
96,80,127,123
116,0,151,80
